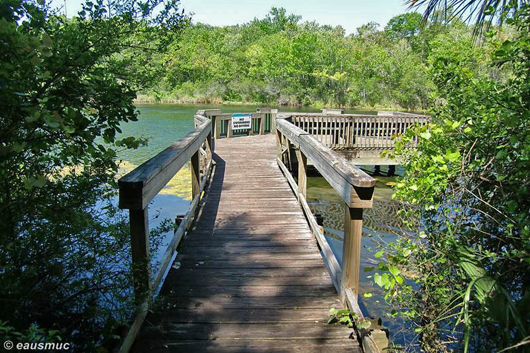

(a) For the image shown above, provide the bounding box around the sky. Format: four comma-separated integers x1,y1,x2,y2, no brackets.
51,0,419,35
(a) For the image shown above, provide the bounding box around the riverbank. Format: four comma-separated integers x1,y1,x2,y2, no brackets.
134,94,428,113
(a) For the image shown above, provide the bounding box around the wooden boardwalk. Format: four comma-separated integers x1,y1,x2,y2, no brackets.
132,134,361,352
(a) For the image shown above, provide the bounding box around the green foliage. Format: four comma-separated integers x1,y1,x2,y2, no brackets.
374,4,530,352
141,7,441,110
385,12,423,41
407,0,528,35
328,308,373,331
0,0,185,350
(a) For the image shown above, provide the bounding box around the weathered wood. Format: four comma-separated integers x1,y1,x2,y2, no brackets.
165,295,343,310
191,150,200,199
118,303,148,353
131,134,360,352
150,307,334,323
134,339,358,353
276,157,342,293
119,118,211,210
140,322,354,340
118,112,216,353
129,208,150,305
151,159,214,296
291,113,428,157
341,206,363,302
277,119,374,207
296,149,307,201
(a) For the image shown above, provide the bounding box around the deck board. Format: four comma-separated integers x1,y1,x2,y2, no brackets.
132,134,361,352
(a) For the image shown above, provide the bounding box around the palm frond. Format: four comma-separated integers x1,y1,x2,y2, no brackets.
406,0,529,34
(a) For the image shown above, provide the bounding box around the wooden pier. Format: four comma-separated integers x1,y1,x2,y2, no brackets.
132,134,361,352
117,109,424,352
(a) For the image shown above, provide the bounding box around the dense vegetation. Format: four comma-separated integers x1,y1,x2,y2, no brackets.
138,9,442,110
374,1,530,352
0,0,185,350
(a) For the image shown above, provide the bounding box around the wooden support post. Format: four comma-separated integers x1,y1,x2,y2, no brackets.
248,116,254,136
215,117,221,140
259,115,265,135
227,120,233,138
271,109,278,132
341,205,363,303
210,116,217,152
129,208,150,305
296,149,307,202
276,129,283,160
206,131,213,160
191,150,200,198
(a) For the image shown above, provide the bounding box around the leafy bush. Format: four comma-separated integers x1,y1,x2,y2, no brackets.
375,5,530,352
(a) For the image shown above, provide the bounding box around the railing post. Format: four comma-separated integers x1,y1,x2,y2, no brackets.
276,129,283,160
227,120,233,138
259,114,265,135
210,115,217,151
296,149,307,201
271,109,278,132
341,205,363,302
248,115,254,136
205,132,215,160
204,109,221,152
129,208,150,305
191,150,200,198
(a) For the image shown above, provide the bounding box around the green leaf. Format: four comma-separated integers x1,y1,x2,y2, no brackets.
357,320,372,329
26,111,40,123
374,273,383,287
374,251,384,258
389,265,401,277
420,131,431,140
42,33,53,47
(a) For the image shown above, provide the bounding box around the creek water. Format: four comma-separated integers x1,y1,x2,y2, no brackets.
119,103,413,346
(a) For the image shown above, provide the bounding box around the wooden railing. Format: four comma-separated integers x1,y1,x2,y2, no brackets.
276,114,386,352
203,108,278,139
117,111,214,352
291,113,429,150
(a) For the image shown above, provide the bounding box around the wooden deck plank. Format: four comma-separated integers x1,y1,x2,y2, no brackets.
132,134,360,352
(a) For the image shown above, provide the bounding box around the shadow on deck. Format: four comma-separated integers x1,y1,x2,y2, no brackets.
132,135,361,352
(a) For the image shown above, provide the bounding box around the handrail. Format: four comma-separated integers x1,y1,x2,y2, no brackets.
275,113,386,352
117,112,214,353
204,109,278,139
289,113,429,150
276,117,375,207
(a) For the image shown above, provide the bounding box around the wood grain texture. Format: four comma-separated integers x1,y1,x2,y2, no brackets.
132,134,360,352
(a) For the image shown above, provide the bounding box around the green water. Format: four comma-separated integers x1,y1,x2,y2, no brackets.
120,104,375,166
119,103,410,345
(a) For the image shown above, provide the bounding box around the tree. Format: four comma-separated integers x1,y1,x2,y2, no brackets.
0,0,185,350
255,7,301,34
385,12,423,41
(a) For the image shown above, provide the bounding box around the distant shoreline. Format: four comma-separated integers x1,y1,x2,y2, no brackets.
133,96,425,113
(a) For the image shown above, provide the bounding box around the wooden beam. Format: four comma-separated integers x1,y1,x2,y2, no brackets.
296,149,307,201
129,208,150,305
191,150,200,199
118,119,211,210
341,205,363,303
276,157,342,293
151,159,214,294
